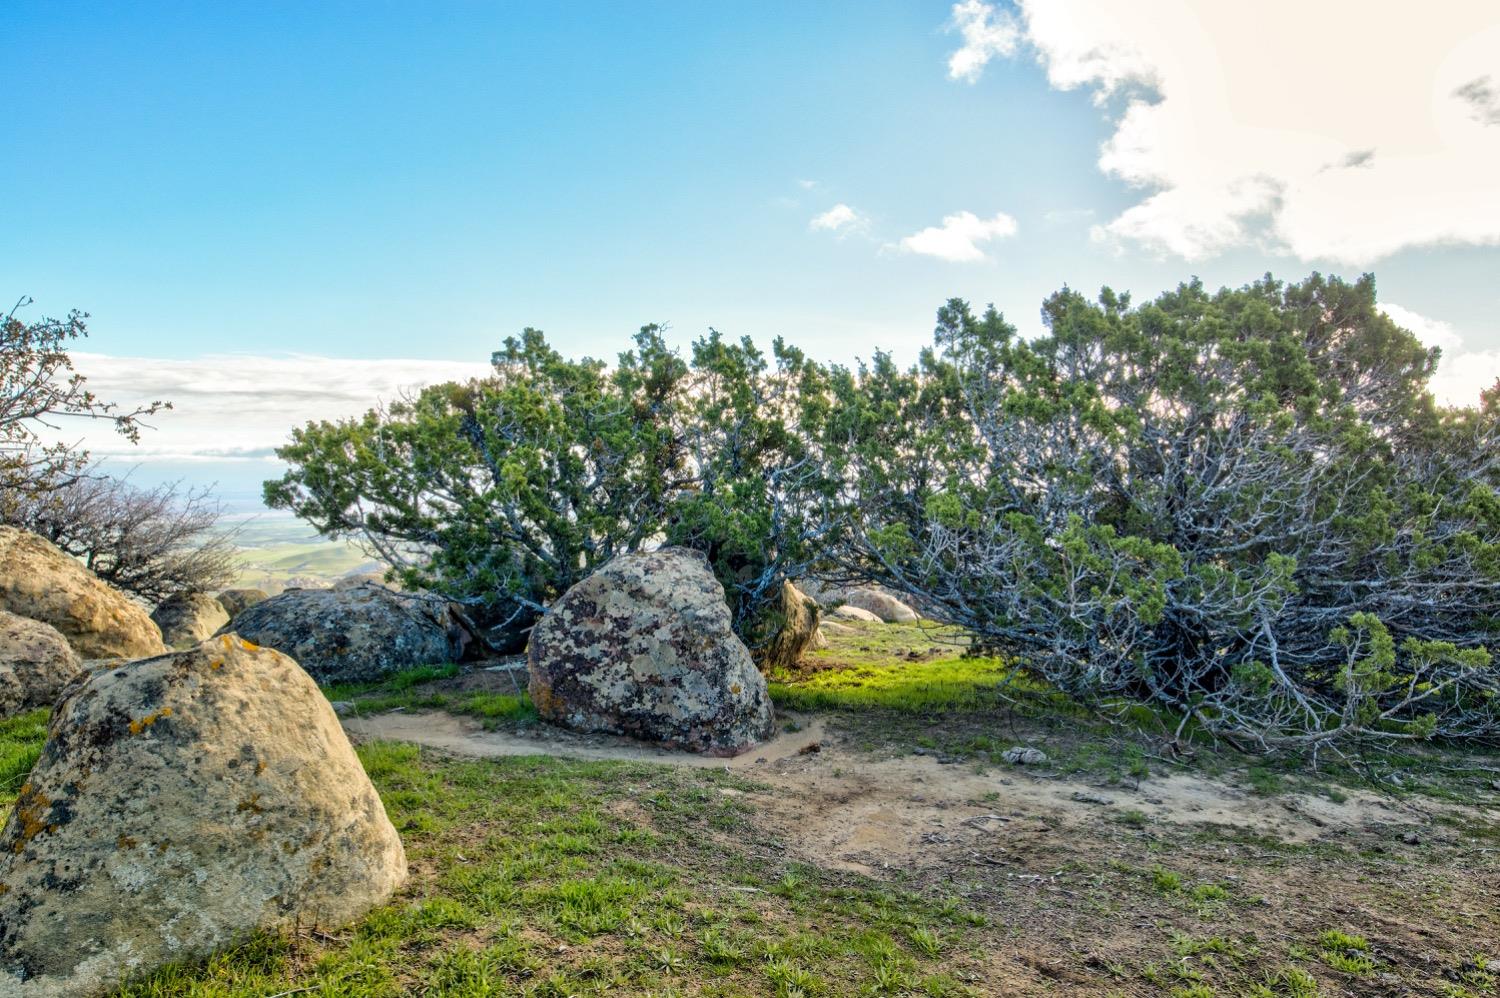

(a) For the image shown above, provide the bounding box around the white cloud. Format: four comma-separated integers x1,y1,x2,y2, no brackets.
945,0,1020,83
898,210,1018,262
60,352,491,463
809,203,868,235
967,1,1500,264
1379,303,1500,406
797,178,819,190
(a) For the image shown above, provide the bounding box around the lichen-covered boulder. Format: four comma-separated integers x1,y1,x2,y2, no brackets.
840,588,919,623
0,527,165,660
528,547,775,756
0,611,84,718
151,592,230,648
215,588,269,619
0,634,407,997
755,581,820,673
222,584,459,684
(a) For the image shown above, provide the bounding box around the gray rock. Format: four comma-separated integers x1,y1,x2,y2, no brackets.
528,547,775,756
222,584,460,685
0,611,84,718
0,633,406,997
1002,746,1048,765
151,592,230,648
0,527,166,660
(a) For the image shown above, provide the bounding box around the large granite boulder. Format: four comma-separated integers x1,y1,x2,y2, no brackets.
0,611,84,718
528,547,775,756
151,592,230,648
223,584,460,684
755,581,820,673
0,527,165,660
840,588,920,623
0,634,407,997
215,588,269,619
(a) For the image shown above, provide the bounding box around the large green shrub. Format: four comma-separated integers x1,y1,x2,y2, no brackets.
825,274,1500,748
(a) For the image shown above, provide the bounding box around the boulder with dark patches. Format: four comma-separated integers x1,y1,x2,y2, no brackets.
0,634,407,997
150,592,230,648
221,584,460,684
527,547,775,756
0,527,166,660
0,611,84,718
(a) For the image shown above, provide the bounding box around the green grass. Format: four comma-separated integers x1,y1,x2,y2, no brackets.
322,666,539,728
108,743,992,996
770,622,1018,712
0,708,49,809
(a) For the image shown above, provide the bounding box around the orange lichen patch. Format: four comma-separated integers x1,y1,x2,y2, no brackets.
254,759,267,776
239,638,259,651
208,658,224,671
236,793,264,815
529,679,564,718
11,785,54,852
117,834,139,849
0,882,9,896
730,683,743,695
128,706,174,735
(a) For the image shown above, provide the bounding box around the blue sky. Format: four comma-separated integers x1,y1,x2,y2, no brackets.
4,1,1498,498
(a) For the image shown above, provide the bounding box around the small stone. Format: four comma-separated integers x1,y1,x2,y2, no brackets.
1401,830,1421,845
1002,746,1047,765
1071,791,1115,806
330,700,357,717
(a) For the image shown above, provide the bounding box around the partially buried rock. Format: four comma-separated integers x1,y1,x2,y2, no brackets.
0,527,166,660
528,547,775,756
151,591,230,648
828,604,882,623
215,588,269,619
224,584,461,684
0,633,407,997
0,610,84,718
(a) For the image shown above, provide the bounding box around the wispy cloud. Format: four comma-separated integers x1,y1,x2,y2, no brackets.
955,0,1500,264
1379,303,1500,407
945,0,1019,83
898,210,1018,262
809,203,869,236
62,352,491,463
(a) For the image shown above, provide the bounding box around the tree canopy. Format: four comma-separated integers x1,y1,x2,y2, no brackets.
268,272,1500,749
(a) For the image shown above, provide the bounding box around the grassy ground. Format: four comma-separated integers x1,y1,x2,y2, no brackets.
116,745,994,997
2,620,1496,995
0,708,48,810
323,664,538,727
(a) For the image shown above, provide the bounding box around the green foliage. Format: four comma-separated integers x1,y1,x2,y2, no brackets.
827,273,1500,748
267,325,833,654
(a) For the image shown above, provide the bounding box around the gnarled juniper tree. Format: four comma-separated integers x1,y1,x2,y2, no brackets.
826,274,1500,749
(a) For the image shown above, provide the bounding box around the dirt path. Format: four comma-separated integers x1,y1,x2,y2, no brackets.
342,708,829,770
344,708,1466,876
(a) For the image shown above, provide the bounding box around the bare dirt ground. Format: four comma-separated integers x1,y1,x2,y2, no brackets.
346,707,1500,996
